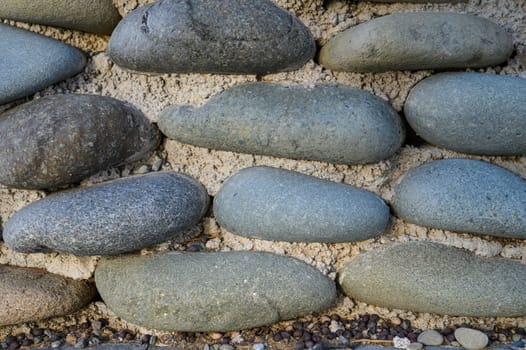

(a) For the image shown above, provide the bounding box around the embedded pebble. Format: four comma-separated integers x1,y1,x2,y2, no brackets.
454,328,489,350
338,241,526,316
214,166,390,242
108,0,315,74
95,251,336,331
4,172,209,256
405,73,526,156
0,0,121,34
0,24,86,105
158,83,404,165
418,330,444,346
392,158,526,239
0,94,160,189
0,265,95,326
319,13,512,72
407,343,424,350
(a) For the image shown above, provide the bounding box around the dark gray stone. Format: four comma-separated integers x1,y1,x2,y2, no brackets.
0,24,86,105
108,0,315,74
338,241,526,317
0,0,121,35
392,159,526,239
158,83,404,164
0,94,160,189
0,265,95,326
95,251,336,331
214,166,390,242
3,172,210,256
405,72,526,156
319,13,512,72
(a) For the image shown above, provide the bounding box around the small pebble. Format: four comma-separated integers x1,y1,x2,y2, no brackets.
219,345,234,350
394,336,411,349
454,328,489,350
51,341,62,348
253,343,266,350
407,342,424,350
418,330,444,346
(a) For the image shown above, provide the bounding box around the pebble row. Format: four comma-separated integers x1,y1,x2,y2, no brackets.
0,0,525,347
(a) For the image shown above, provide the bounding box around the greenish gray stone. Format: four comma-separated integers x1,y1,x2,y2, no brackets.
0,265,95,326
108,0,315,74
392,159,526,239
454,328,489,350
0,94,160,189
319,13,512,72
0,0,121,35
338,241,526,317
158,83,404,165
405,72,526,156
0,24,86,105
214,166,390,243
95,251,336,331
418,330,444,346
4,172,209,256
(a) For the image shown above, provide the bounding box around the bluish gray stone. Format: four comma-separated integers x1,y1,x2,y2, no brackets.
95,251,336,331
392,159,526,238
158,83,404,165
3,172,210,256
0,94,160,189
0,24,86,105
405,72,526,156
392,159,526,239
0,0,121,35
0,265,95,326
214,166,390,242
108,0,315,74
319,13,512,72
338,241,526,316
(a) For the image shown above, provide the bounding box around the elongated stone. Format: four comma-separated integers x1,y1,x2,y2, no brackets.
338,241,526,316
366,0,457,2
158,83,404,164
392,159,526,239
214,166,390,242
95,251,336,331
108,0,315,74
0,0,121,35
0,94,160,189
319,13,512,72
0,24,86,105
4,172,209,256
0,265,95,326
405,72,526,156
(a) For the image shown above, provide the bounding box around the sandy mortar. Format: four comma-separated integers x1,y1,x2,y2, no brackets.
1,0,525,347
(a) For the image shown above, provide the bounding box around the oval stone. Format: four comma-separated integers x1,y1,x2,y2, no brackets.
0,94,160,189
319,13,512,72
95,251,336,331
108,0,315,74
158,83,404,165
0,24,86,105
0,0,121,35
405,73,526,156
0,265,95,326
338,241,526,316
214,166,390,242
392,159,526,239
4,172,210,256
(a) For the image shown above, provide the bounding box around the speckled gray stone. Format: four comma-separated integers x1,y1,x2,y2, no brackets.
0,24,86,105
0,0,121,35
0,265,95,326
214,166,390,242
158,83,404,165
392,159,526,239
418,330,444,346
405,73,526,156
108,0,315,74
3,172,210,256
338,241,526,317
0,94,160,189
319,13,512,72
95,251,336,331
454,328,489,350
